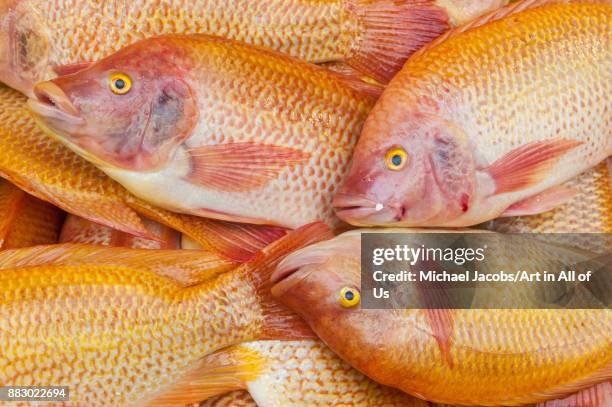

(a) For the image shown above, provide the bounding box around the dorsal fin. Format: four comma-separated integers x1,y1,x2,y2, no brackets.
0,244,237,286
412,0,607,60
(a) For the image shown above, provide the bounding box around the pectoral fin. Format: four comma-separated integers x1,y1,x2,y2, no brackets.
185,142,309,192
501,186,577,217
486,139,583,195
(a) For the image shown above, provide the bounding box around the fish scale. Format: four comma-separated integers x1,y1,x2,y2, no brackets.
0,247,288,406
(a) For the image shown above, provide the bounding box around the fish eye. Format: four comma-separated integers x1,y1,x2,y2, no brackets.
385,147,408,171
109,72,132,95
339,287,360,308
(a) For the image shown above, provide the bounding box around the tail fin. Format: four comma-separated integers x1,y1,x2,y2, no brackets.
241,222,334,340
346,0,450,83
143,346,263,406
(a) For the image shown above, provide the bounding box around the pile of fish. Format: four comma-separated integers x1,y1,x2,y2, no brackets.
0,0,609,405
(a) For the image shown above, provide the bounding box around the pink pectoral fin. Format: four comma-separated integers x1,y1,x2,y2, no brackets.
53,62,94,76
486,138,583,195
537,381,612,407
501,186,577,217
185,142,310,192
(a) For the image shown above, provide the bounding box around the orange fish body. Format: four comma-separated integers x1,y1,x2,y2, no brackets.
0,85,286,261
0,224,327,406
29,35,378,228
0,179,64,248
335,1,612,228
0,0,469,95
272,230,612,406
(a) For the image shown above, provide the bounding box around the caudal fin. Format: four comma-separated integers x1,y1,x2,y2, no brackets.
346,0,450,84
241,222,334,340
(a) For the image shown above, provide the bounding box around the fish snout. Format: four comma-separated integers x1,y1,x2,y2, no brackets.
33,81,80,116
271,235,361,297
333,193,401,225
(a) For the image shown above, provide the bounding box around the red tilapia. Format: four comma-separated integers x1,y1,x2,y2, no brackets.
29,35,378,228
334,0,611,227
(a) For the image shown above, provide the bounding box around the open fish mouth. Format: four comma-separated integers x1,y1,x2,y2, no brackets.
333,193,402,224
28,81,84,126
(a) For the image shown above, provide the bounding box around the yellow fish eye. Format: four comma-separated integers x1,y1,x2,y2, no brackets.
339,287,360,308
109,73,132,95
385,147,408,171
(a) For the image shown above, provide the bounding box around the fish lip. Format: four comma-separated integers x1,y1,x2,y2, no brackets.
27,98,84,127
333,195,401,225
271,245,332,295
29,81,83,124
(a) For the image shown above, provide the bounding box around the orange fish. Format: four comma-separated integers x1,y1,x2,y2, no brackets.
0,0,513,96
334,0,612,228
272,229,612,406
0,178,64,248
0,85,286,261
60,214,182,249
0,223,330,406
29,35,379,228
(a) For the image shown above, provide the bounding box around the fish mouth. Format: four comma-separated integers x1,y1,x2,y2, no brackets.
271,235,360,297
28,81,84,127
333,193,402,225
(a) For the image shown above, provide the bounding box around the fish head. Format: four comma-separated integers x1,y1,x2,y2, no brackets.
0,0,51,96
27,37,199,172
272,232,369,340
334,111,476,226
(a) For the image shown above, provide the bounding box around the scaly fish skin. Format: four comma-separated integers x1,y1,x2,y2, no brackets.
29,35,377,228
0,0,462,95
335,2,612,228
0,224,326,406
199,340,428,407
271,230,612,406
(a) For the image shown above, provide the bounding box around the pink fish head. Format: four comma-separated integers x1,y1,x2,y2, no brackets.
334,110,477,226
0,0,51,96
27,37,199,172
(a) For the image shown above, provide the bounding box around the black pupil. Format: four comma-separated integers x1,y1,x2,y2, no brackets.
392,154,403,166
115,78,126,90
345,291,354,301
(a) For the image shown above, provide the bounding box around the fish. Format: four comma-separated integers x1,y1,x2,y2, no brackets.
188,339,429,407
0,0,462,96
60,214,181,249
0,178,64,248
0,222,330,406
28,35,379,229
271,229,612,406
0,85,286,261
333,0,612,228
